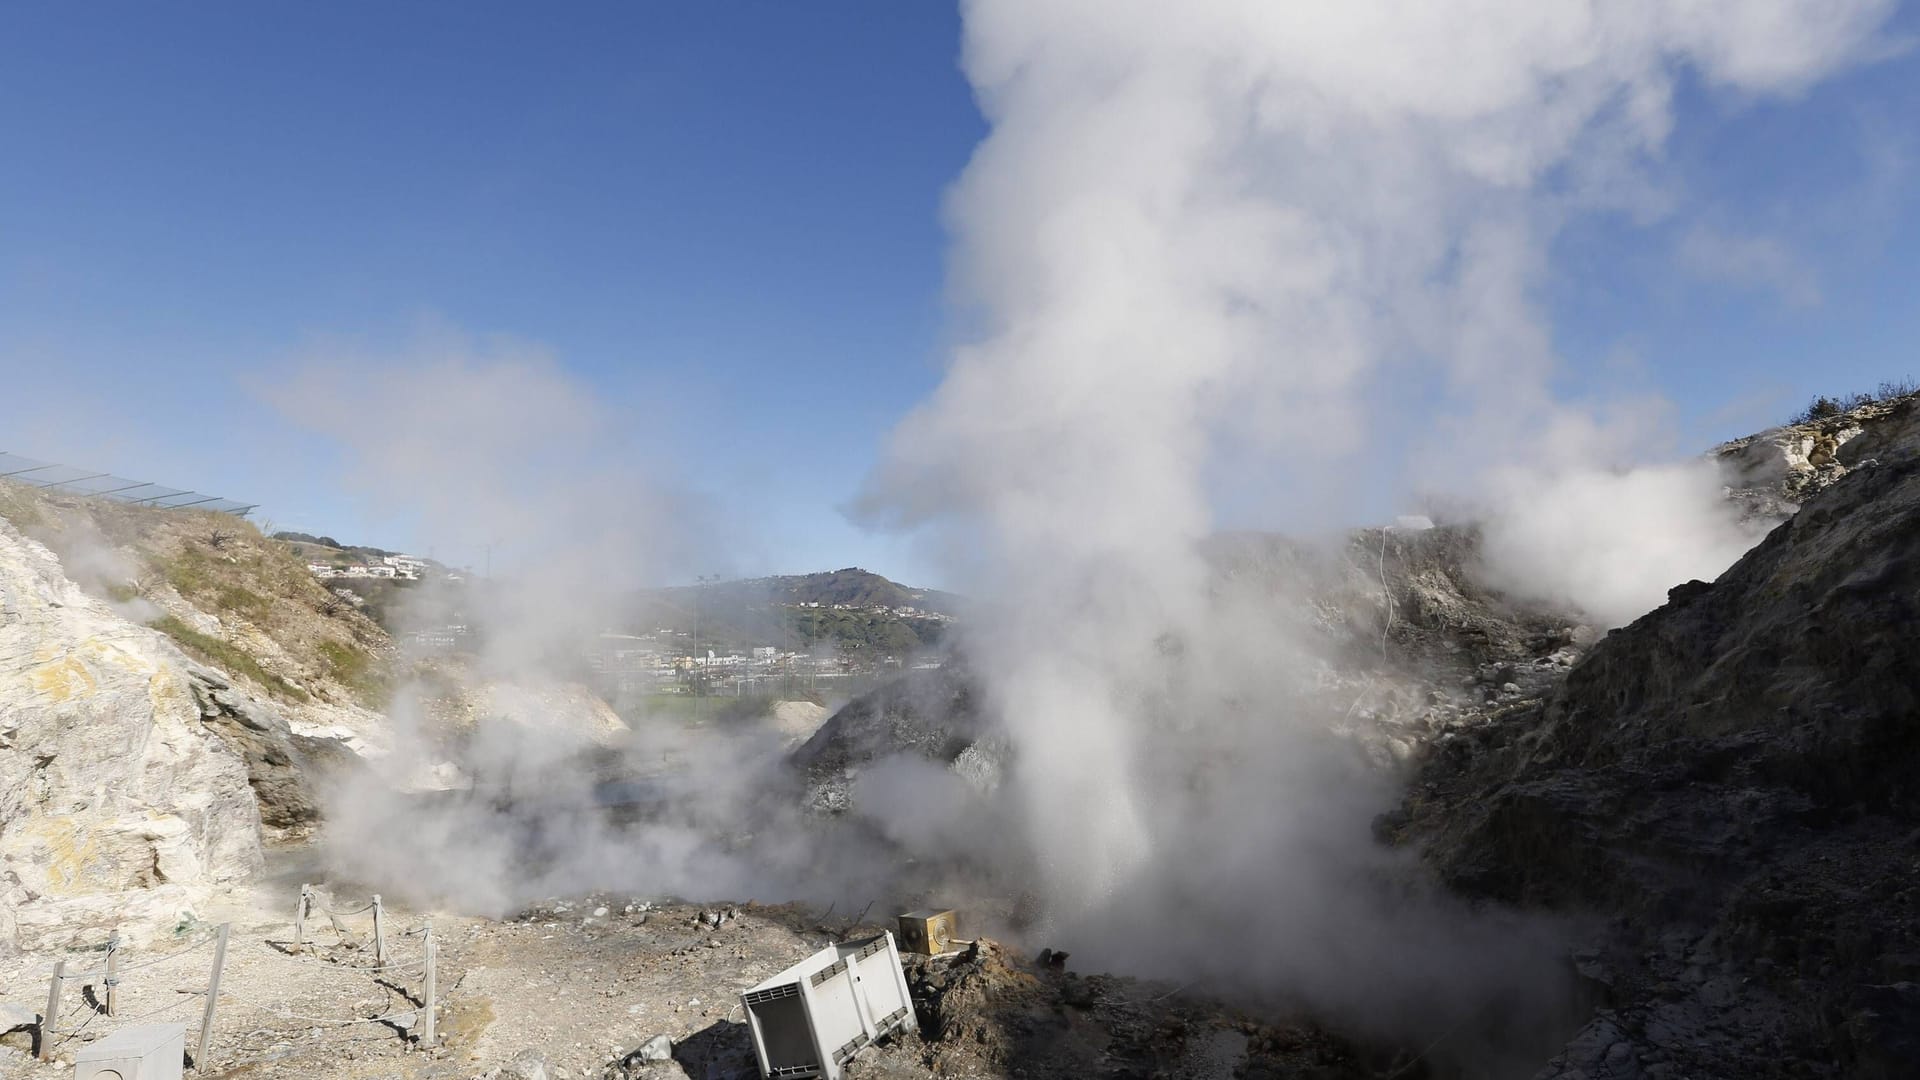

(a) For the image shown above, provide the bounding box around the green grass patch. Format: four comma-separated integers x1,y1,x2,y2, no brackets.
317,638,389,707
158,549,217,599
149,615,309,702
215,584,271,618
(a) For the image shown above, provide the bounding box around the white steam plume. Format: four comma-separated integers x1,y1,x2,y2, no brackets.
262,328,790,912
861,0,1892,1041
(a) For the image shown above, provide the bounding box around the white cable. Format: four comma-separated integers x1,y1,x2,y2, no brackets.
1378,525,1395,660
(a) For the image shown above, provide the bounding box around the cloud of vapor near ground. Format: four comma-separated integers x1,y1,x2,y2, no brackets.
260,327,823,912
857,0,1894,1052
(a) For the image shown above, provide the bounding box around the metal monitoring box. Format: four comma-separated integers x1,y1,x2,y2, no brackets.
74,1023,185,1080
895,909,959,956
740,932,914,1080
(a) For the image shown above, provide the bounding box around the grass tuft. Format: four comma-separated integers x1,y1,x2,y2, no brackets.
149,615,310,702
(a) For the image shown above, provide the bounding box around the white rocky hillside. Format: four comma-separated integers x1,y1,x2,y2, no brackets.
0,518,276,952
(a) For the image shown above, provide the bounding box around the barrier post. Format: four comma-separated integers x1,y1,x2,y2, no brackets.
372,894,387,966
40,959,65,1062
420,923,437,1045
294,884,309,953
195,923,230,1071
104,932,120,1016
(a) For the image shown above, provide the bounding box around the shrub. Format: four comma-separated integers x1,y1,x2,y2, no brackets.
1790,378,1918,425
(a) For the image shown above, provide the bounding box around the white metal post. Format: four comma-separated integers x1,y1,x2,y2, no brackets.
104,932,120,1016
196,923,230,1071
420,923,437,1045
40,959,65,1062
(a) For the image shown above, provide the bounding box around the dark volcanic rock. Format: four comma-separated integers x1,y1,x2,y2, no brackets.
788,662,992,813
188,664,359,829
1400,453,1920,1078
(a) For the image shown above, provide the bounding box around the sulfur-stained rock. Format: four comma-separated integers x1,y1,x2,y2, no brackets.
0,518,264,952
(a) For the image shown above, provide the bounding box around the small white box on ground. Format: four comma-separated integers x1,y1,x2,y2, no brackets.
74,1022,186,1080
741,932,914,1080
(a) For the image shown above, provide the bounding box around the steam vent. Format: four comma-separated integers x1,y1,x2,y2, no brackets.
5,2,1919,1077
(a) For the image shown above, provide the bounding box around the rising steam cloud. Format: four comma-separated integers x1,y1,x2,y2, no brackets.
860,0,1894,1045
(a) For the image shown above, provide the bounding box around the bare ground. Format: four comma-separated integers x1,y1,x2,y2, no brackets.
0,848,1379,1080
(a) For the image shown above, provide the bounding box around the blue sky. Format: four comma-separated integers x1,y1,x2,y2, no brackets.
1,3,1917,587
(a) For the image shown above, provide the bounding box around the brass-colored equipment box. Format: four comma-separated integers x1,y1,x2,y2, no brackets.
896,909,959,955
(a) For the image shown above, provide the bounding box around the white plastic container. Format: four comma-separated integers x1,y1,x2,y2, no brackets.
740,932,913,1079
73,1023,186,1080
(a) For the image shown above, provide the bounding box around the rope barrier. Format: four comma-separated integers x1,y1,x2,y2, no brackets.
53,1006,102,1046
218,987,421,1028
270,949,425,977
104,993,203,1026
111,930,222,974
15,897,436,1065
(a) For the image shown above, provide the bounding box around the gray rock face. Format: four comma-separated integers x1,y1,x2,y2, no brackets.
796,524,1590,823
0,520,265,951
184,663,358,830
1403,453,1920,1078
790,663,991,814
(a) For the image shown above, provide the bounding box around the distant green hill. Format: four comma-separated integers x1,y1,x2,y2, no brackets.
625,568,961,654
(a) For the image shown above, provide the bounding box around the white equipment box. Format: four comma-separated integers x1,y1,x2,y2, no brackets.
74,1023,185,1080
740,932,914,1079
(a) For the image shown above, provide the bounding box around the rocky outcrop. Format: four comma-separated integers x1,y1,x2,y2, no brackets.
1209,525,1591,758
1715,391,1920,522
186,664,362,830
789,663,993,814
0,521,267,950
798,524,1590,818
1398,453,1920,1078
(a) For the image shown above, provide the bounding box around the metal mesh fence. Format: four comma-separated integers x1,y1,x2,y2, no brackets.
0,450,256,516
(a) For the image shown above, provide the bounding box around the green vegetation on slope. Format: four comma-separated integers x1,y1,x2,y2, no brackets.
627,567,958,654
149,615,310,701
0,481,394,708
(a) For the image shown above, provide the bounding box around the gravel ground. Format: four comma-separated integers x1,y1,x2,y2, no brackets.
0,852,1378,1080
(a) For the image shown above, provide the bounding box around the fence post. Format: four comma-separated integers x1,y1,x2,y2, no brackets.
40,959,65,1062
294,884,309,953
195,923,230,1072
104,932,120,1016
420,923,437,1045
372,894,387,967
